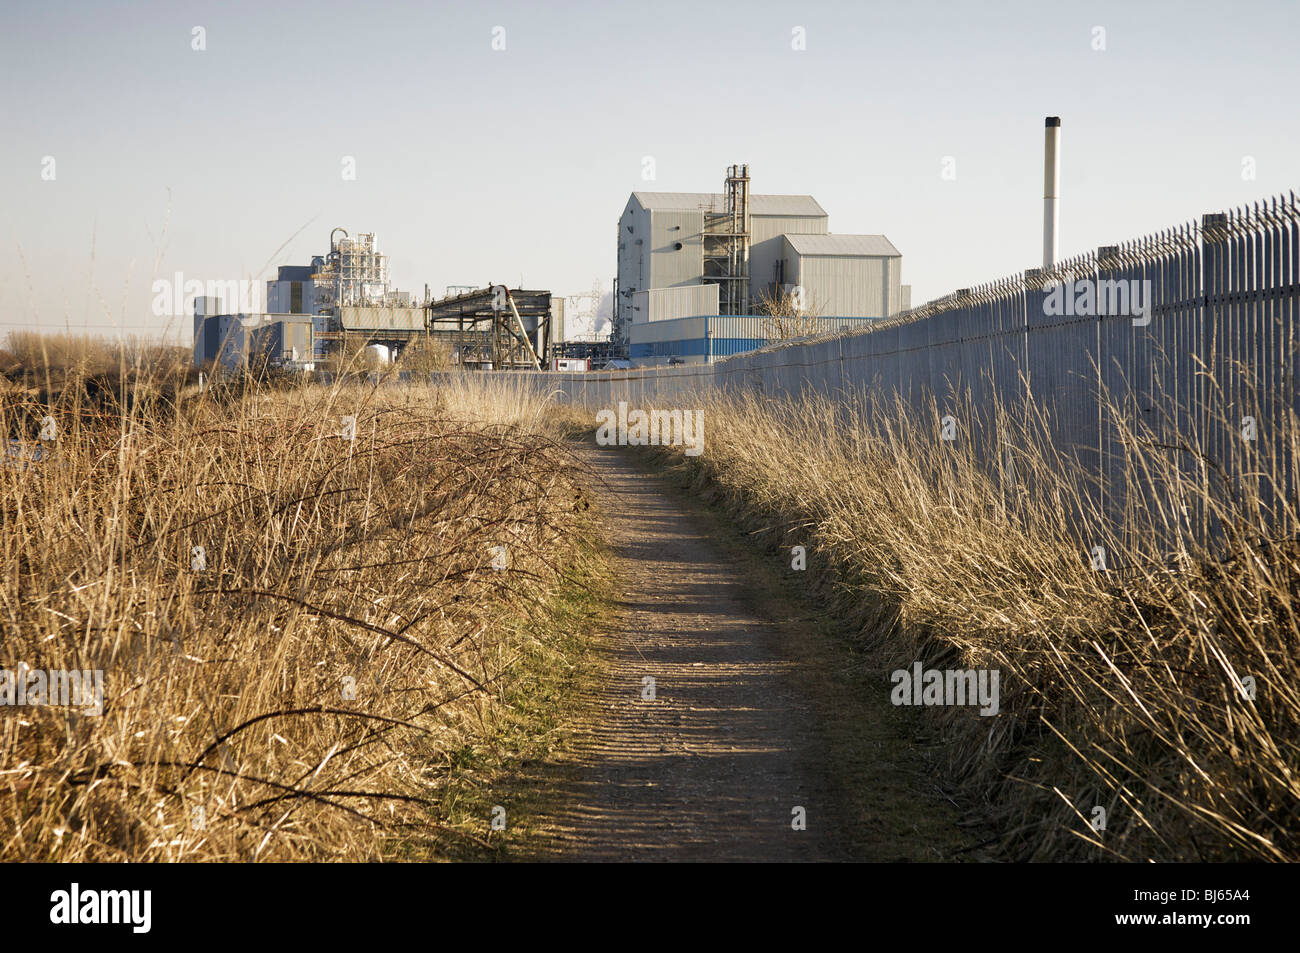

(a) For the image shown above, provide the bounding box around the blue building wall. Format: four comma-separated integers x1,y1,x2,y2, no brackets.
628,314,876,365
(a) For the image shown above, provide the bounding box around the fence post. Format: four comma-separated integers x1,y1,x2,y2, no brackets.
1201,212,1230,546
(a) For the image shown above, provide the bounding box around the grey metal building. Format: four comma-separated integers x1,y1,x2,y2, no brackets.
615,164,906,361
616,187,830,334
778,233,902,318
193,308,315,373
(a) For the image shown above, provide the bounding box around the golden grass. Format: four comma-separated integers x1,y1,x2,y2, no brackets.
1,366,590,861
3,330,187,381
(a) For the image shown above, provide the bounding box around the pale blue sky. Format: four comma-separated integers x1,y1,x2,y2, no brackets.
2,0,1297,342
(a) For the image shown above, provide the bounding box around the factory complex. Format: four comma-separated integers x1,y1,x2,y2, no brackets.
193,164,905,373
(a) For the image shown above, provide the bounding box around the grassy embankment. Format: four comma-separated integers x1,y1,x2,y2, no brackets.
2,348,605,861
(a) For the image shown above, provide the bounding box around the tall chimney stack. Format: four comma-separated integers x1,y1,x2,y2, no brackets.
1043,116,1061,269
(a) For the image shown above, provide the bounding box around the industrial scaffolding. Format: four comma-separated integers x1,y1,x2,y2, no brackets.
312,228,408,310
702,163,751,315
423,286,552,370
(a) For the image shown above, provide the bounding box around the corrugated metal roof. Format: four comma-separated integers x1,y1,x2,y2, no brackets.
751,194,828,216
782,233,900,257
632,192,826,217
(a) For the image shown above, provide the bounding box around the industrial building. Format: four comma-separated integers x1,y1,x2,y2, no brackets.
192,309,315,372
628,314,900,365
193,227,557,373
191,169,906,374
615,164,910,365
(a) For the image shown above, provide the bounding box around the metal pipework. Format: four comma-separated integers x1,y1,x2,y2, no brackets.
489,283,542,371
1043,117,1061,269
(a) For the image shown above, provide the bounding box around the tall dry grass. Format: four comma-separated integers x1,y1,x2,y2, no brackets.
641,385,1300,861
1,368,588,861
2,330,188,382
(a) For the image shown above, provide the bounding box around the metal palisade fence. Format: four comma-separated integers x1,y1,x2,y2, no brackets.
450,191,1300,560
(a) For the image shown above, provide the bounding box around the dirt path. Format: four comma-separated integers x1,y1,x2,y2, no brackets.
522,442,969,862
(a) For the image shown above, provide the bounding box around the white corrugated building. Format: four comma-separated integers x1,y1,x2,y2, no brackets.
778,233,903,318
617,191,832,333
617,174,908,365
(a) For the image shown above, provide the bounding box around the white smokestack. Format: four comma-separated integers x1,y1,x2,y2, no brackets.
1043,116,1061,269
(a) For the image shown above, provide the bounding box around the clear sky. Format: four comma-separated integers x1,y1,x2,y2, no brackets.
2,0,1297,343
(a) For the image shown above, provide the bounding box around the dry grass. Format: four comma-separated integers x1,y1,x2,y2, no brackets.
638,386,1300,861
1,366,591,861
3,331,188,382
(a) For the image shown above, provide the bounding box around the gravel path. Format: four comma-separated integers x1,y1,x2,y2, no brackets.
530,443,936,861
